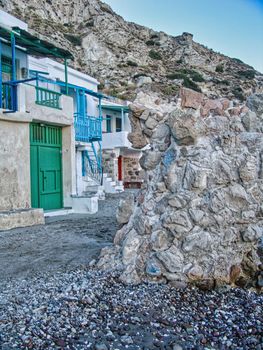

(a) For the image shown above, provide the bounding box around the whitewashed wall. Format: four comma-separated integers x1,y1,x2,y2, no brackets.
0,10,28,30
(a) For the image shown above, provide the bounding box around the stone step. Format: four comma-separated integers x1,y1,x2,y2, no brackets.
83,178,99,186
84,187,98,193
82,191,98,197
85,184,99,190
44,208,73,217
104,177,113,182
103,180,117,194
115,185,124,192
69,196,98,214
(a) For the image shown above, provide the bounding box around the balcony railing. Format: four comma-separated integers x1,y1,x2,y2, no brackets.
35,86,61,109
74,113,102,143
82,141,103,184
1,82,17,112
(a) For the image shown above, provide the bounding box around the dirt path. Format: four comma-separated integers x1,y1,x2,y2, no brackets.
0,192,133,281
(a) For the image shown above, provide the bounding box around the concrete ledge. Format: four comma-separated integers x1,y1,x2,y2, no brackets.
0,208,44,231
0,110,33,123
70,196,98,214
44,208,74,217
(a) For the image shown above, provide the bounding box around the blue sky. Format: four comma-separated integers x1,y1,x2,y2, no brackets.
103,0,263,73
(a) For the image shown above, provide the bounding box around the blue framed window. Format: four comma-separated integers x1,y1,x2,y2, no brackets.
106,115,111,133
2,56,12,81
116,117,122,132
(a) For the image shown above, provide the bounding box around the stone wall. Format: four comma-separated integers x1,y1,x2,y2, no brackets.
102,150,119,181
102,150,144,186
123,156,143,186
98,89,263,289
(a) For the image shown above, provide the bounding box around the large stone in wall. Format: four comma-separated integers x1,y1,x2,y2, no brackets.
98,92,263,289
116,193,135,225
127,104,148,149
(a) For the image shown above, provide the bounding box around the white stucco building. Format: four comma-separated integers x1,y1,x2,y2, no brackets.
101,99,143,188
28,57,126,200
0,10,143,231
0,11,76,229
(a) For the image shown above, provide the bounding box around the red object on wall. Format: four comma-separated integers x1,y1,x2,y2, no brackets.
118,156,122,181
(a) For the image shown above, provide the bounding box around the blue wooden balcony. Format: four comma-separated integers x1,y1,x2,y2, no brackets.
74,113,102,143
0,24,72,113
0,82,17,112
1,80,63,113
35,86,61,109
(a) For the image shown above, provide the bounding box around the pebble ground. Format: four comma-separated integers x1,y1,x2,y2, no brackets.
0,268,262,350
0,191,262,349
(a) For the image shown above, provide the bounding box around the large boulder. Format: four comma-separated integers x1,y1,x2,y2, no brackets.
246,93,263,116
168,109,205,145
179,87,203,109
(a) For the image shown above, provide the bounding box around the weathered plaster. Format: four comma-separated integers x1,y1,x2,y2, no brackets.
102,131,132,149
0,119,31,211
24,85,73,126
62,125,76,205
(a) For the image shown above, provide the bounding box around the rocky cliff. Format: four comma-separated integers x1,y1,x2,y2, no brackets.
1,0,263,101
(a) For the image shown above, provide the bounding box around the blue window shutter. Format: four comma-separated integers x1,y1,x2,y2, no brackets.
106,115,111,133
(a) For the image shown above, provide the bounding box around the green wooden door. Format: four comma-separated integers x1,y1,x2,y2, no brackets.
30,123,63,210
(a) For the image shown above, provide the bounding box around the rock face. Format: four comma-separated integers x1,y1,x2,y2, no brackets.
99,89,263,288
2,0,263,101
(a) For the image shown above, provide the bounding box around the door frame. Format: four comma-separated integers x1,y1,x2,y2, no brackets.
118,155,122,181
30,122,63,210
